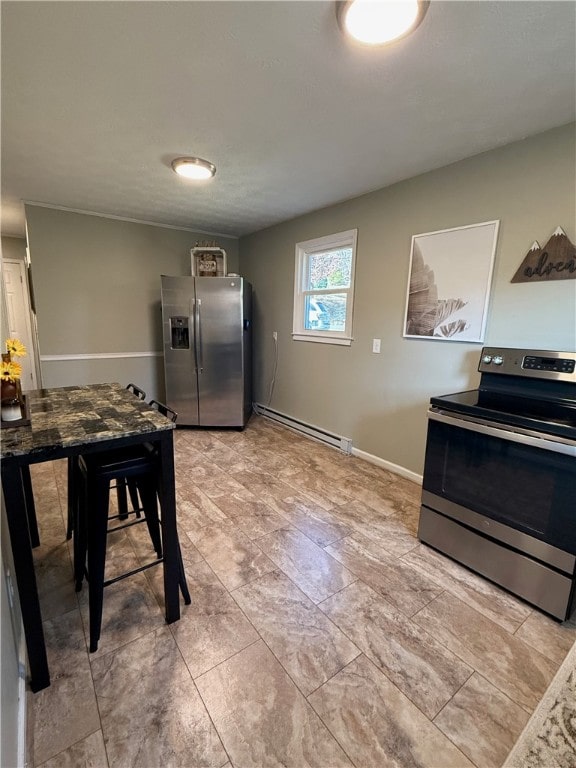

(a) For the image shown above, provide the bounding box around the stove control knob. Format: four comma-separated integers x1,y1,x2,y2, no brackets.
482,355,492,364
492,355,504,365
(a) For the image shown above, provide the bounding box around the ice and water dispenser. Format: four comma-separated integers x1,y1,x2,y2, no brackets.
170,316,190,349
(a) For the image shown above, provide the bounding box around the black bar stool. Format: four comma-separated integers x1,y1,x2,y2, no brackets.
73,400,190,652
66,383,147,539
117,384,148,513
126,383,146,400
122,399,178,515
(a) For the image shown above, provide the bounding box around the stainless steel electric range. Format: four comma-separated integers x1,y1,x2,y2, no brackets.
418,347,576,621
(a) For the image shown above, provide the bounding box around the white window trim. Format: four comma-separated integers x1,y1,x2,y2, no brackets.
292,228,357,346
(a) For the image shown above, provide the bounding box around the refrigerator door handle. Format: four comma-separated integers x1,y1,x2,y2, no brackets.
189,298,198,373
196,298,204,374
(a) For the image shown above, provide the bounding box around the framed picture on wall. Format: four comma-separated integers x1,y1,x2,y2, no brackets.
403,220,500,343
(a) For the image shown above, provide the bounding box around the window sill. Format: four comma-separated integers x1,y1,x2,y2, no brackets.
292,333,352,346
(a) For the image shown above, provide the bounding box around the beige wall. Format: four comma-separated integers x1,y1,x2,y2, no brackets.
239,124,576,475
25,206,239,399
1,236,27,261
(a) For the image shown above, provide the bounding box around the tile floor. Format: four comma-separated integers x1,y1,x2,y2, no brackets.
27,415,576,768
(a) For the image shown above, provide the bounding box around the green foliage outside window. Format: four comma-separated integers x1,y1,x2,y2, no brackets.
309,249,352,290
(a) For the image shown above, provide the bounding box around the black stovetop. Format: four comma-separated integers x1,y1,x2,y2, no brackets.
431,387,576,441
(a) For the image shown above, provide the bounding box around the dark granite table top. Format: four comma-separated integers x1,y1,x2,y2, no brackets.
1,383,174,459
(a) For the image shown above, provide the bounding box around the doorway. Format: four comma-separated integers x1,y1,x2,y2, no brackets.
2,258,39,389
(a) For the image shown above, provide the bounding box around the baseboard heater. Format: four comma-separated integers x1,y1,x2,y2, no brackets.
252,403,353,454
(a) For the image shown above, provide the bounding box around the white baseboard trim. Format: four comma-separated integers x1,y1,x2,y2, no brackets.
351,447,423,485
40,351,162,361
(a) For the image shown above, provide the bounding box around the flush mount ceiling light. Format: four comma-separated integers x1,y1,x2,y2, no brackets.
336,0,429,46
171,157,216,180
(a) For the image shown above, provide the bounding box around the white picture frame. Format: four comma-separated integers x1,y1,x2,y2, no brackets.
403,220,500,343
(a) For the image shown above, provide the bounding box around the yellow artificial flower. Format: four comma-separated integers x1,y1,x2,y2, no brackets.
6,338,27,357
1,360,22,382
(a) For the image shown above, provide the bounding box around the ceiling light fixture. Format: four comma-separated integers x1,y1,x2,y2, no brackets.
171,157,216,180
336,0,429,46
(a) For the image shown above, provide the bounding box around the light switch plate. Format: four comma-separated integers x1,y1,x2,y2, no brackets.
372,338,381,353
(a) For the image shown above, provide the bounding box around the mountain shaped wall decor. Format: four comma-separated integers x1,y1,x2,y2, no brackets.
511,227,576,283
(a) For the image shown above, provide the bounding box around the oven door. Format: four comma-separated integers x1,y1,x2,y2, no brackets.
422,408,576,559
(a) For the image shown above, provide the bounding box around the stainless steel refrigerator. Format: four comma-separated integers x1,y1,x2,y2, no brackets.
160,275,252,427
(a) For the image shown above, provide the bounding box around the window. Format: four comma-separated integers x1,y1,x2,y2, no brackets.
293,229,357,345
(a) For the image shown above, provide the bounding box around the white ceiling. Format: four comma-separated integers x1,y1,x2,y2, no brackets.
2,1,575,240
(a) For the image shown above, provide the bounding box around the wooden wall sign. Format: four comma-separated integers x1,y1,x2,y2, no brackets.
511,227,576,283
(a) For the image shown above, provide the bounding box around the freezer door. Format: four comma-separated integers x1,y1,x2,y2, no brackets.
195,277,246,426
161,275,199,425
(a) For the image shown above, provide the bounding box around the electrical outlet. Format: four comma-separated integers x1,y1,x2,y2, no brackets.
372,338,381,353
272,331,278,341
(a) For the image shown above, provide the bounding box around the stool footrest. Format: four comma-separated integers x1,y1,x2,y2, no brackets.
107,515,155,533
109,507,145,521
103,558,163,588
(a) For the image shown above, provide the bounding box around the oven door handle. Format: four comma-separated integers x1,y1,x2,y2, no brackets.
428,409,576,457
